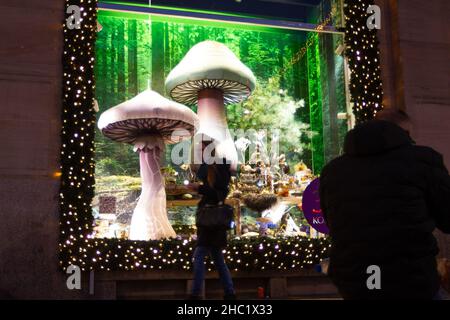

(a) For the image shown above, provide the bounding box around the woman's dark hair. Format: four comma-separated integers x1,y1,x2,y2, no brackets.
207,165,216,187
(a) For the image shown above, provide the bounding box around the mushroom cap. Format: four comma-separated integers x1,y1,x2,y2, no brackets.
165,41,256,106
98,90,198,145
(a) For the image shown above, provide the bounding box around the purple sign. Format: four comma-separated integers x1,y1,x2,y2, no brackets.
302,178,329,234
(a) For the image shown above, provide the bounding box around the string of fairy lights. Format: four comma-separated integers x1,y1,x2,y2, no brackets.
60,0,98,269
60,0,381,272
274,13,333,81
343,0,384,121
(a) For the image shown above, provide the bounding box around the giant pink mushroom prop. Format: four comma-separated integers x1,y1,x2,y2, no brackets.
98,90,198,240
165,41,256,169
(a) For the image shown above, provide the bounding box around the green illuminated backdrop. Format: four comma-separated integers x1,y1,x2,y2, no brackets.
94,10,348,178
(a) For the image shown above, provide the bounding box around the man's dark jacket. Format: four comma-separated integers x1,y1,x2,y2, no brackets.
320,120,450,299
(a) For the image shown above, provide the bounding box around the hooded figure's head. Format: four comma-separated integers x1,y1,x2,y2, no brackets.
375,108,412,135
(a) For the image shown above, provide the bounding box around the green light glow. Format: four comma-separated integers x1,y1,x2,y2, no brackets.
95,10,346,177
307,33,325,173
99,1,343,35
103,0,301,22
98,9,280,34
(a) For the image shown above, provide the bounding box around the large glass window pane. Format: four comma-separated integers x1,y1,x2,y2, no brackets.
93,5,348,240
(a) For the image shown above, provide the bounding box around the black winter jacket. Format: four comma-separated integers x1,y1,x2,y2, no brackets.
320,120,450,299
196,160,231,248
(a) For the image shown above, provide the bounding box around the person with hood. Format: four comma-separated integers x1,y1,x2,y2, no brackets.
319,108,450,299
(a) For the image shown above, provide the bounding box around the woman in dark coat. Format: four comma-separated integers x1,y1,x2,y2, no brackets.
187,140,236,300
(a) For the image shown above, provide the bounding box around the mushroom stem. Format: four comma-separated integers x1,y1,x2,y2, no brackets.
197,89,238,169
129,145,176,240
198,89,227,127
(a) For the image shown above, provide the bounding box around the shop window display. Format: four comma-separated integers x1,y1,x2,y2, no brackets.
92,4,348,242
60,0,388,272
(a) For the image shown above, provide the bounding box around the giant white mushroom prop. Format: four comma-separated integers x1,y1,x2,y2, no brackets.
98,90,198,240
165,41,256,170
